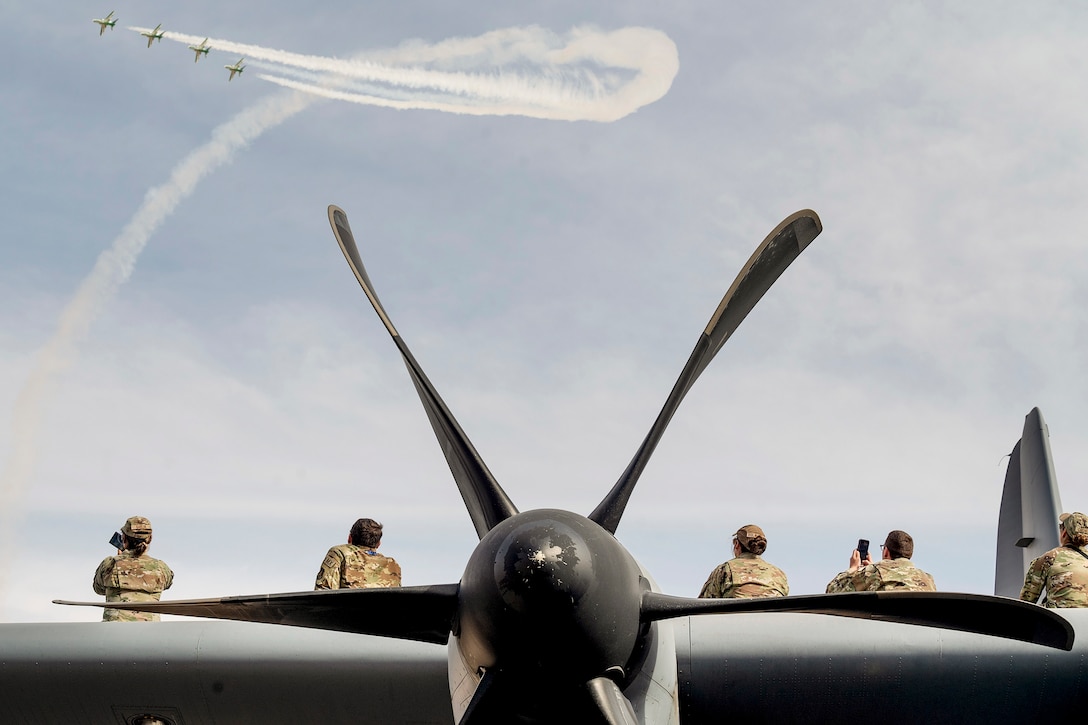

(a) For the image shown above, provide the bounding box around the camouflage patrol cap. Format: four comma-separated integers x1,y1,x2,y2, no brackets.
121,516,153,539
1059,512,1088,541
734,524,766,548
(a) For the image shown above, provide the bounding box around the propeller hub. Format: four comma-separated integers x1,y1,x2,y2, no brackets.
495,516,593,613
456,509,645,684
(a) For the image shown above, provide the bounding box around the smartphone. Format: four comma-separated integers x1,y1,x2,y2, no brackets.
108,531,124,551
857,538,869,562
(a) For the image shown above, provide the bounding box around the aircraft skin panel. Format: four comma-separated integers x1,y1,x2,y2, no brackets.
676,610,1088,724
0,621,453,724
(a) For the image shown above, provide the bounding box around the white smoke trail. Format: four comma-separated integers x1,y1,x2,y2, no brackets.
130,25,679,122
0,91,313,616
1,24,677,618
254,75,603,119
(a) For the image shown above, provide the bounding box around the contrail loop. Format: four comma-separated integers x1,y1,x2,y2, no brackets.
0,23,678,618
128,25,679,122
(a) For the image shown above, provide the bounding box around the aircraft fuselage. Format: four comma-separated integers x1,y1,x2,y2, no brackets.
2,613,1086,723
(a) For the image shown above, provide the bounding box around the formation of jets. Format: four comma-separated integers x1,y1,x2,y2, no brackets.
92,13,242,82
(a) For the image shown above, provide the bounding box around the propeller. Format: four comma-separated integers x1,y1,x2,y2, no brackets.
56,206,1076,725
329,205,517,540
590,209,821,534
456,669,508,725
56,584,459,644
586,677,639,725
640,590,1074,651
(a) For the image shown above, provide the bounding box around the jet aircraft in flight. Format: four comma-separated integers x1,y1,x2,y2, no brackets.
224,58,245,81
140,24,164,48
188,38,211,62
27,206,1081,724
91,11,116,36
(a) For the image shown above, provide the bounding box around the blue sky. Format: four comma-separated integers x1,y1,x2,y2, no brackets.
1,2,1086,621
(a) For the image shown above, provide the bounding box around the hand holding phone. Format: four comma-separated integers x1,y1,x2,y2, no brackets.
857,538,870,563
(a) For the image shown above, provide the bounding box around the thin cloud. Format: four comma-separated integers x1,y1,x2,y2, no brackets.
0,24,678,617
0,91,314,613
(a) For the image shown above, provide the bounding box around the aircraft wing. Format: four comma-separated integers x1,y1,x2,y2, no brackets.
3,612,1086,723
0,621,452,724
677,610,1088,723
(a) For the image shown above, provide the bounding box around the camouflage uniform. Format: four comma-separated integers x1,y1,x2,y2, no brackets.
1020,512,1088,608
1019,546,1088,608
314,544,401,590
92,550,174,622
825,558,935,593
698,552,789,599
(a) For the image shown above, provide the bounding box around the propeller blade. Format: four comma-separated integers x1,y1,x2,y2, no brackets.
328,205,518,539
640,590,1074,651
457,669,509,725
55,583,460,644
585,676,639,725
455,670,637,724
590,210,822,533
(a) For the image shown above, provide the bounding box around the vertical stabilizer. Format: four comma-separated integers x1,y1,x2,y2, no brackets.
995,441,1024,596
994,407,1063,597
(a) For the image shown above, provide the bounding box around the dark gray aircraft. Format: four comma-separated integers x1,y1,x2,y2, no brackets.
3,208,1082,724
995,406,1064,598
